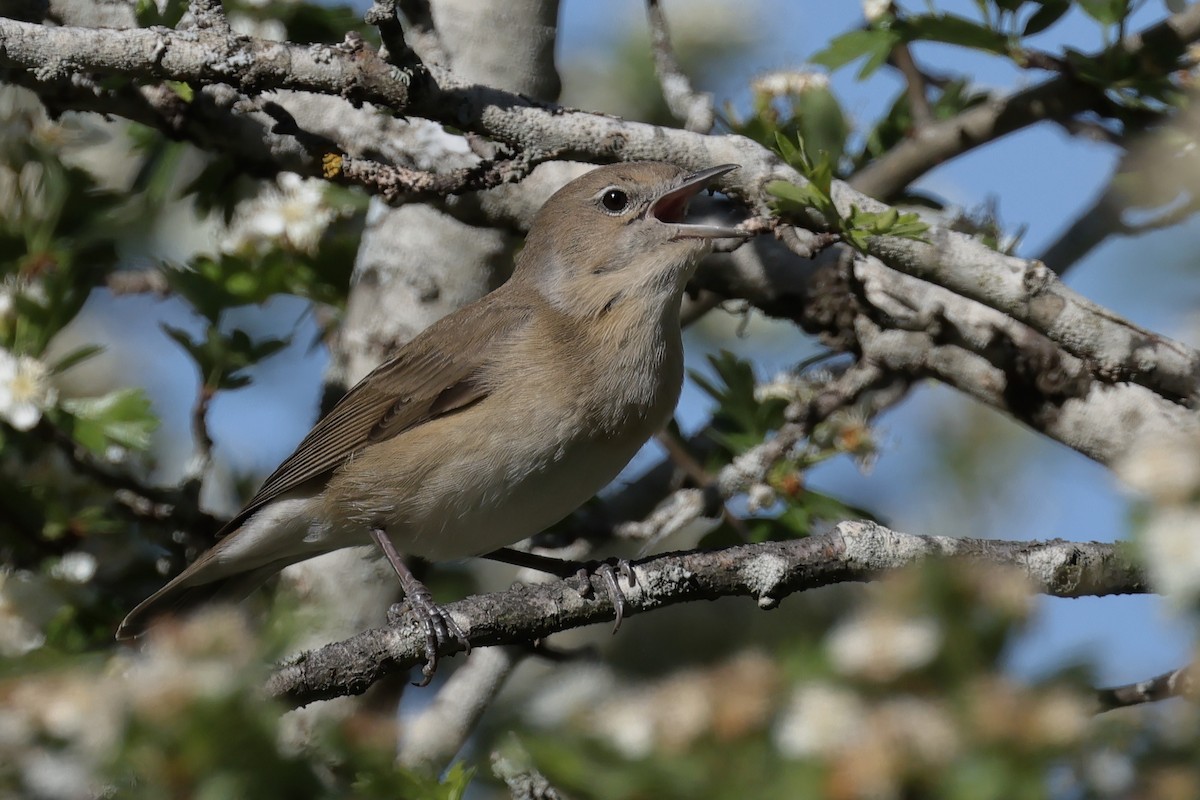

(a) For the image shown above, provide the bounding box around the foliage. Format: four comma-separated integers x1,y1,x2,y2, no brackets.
766,133,930,250
0,610,473,799
689,352,874,546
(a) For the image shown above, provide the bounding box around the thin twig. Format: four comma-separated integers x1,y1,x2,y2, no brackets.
396,0,450,68
848,4,1200,199
645,0,714,133
1097,665,1194,711
491,738,571,800
889,42,934,130
363,0,413,68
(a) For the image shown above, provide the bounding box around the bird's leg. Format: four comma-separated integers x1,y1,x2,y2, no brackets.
482,547,637,633
370,527,470,685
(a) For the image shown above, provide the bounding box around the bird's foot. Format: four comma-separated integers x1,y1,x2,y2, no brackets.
573,558,637,633
372,526,470,686
387,586,470,686
482,548,637,634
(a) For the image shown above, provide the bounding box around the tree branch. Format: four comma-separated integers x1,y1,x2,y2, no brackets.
1097,665,1195,711
266,521,1148,707
858,226,1200,406
0,16,417,110
645,0,714,133
847,3,1200,199
397,644,524,771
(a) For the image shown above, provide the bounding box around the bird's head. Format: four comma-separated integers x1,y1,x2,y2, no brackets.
515,162,744,318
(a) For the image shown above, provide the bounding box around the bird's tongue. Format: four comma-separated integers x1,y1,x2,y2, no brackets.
651,191,691,224
649,164,748,240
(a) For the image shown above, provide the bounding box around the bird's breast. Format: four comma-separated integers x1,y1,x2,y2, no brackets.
322,328,684,561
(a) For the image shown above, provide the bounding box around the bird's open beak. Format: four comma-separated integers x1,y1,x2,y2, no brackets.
648,164,748,240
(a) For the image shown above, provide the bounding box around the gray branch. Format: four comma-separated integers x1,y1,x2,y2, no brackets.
0,16,415,109
847,4,1200,199
266,521,1147,707
645,0,714,133
1097,664,1195,711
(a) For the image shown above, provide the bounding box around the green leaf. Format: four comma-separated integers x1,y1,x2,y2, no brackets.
844,205,930,250
162,323,203,362
49,344,104,375
772,131,803,170
134,0,156,24
163,321,289,392
61,388,158,454
765,180,827,212
790,85,849,169
690,352,787,458
134,0,187,27
1076,0,1128,25
165,81,194,102
900,13,1012,54
810,28,892,71
1022,1,1070,36
857,30,901,79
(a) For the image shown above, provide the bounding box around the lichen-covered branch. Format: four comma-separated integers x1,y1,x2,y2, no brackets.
267,521,1147,707
0,17,416,109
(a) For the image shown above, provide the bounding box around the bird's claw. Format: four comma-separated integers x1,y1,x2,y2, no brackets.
573,558,637,634
389,586,470,687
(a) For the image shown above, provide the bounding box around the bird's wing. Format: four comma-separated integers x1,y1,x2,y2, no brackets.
219,295,532,536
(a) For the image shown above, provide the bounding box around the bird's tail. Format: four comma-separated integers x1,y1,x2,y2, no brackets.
115,555,292,640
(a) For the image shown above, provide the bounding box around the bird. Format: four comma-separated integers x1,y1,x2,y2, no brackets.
118,161,745,680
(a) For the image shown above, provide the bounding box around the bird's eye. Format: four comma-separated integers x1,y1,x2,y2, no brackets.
600,188,629,213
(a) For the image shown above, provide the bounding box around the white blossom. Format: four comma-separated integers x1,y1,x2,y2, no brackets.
0,162,50,225
50,552,98,584
0,164,16,219
1030,688,1090,746
1141,507,1200,605
229,13,287,40
773,682,865,757
751,70,829,98
0,281,13,323
1085,749,1135,796
0,349,57,431
19,752,93,800
17,162,46,220
0,275,48,314
746,482,777,513
753,371,809,404
0,569,59,656
863,0,892,23
827,610,942,681
1114,431,1200,504
876,696,960,765
590,695,657,759
223,172,335,255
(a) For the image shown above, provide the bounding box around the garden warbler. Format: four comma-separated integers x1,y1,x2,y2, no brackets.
118,161,745,677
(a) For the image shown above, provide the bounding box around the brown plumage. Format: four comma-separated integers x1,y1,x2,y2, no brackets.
118,161,743,641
